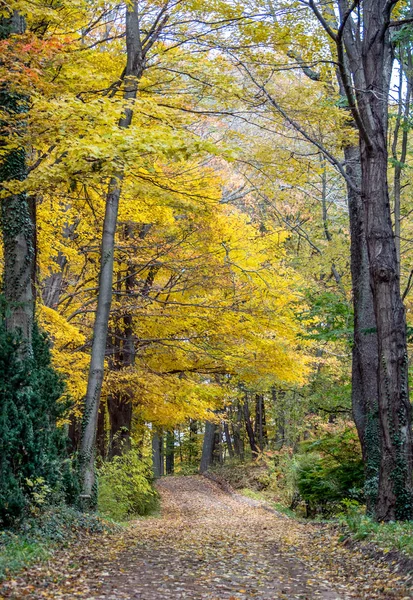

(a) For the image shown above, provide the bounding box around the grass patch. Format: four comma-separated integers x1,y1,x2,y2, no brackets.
0,535,50,578
0,505,119,581
238,487,297,518
342,509,413,557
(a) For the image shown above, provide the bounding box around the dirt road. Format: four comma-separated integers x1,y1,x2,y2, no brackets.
1,476,412,599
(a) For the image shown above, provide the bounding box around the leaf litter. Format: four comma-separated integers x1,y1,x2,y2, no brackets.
0,476,412,599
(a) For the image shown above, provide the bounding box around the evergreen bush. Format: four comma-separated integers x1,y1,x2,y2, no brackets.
0,317,74,525
294,427,365,516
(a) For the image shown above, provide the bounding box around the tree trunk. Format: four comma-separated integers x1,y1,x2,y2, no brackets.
200,421,216,473
107,393,133,458
362,137,413,520
152,431,163,479
213,423,223,465
243,397,259,457
345,143,380,515
0,11,34,352
358,1,412,520
223,420,234,458
68,415,81,454
271,388,285,449
309,0,413,521
79,4,144,503
254,394,267,451
42,252,66,308
166,430,175,474
189,419,198,463
160,433,164,476
232,402,244,460
287,15,381,515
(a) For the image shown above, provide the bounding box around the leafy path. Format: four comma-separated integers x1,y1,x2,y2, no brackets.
1,476,413,599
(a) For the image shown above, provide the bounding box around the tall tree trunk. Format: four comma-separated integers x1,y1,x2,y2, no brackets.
254,394,267,451
362,137,412,520
309,0,413,521
68,415,81,454
107,227,157,458
189,419,198,463
272,388,285,449
223,420,234,458
79,4,144,502
232,402,244,460
213,423,223,465
107,394,133,457
360,1,412,521
346,144,380,515
152,430,163,479
0,11,34,352
200,421,216,473
42,252,66,308
243,397,259,457
287,23,381,514
166,430,175,474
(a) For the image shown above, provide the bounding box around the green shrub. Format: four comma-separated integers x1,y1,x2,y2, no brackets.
98,449,158,520
266,425,364,517
293,426,364,516
0,317,74,526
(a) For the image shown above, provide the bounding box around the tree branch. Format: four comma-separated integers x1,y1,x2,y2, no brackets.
236,60,360,193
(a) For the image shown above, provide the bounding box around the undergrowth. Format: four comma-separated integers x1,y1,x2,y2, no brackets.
97,448,159,521
213,460,413,560
340,504,413,558
238,488,297,518
209,460,270,491
0,505,119,580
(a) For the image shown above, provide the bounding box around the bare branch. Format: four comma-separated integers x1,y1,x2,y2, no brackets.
236,60,360,193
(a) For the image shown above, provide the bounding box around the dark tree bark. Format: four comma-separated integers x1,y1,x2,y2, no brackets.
107,228,158,458
213,424,223,465
345,143,381,515
254,394,267,451
68,415,81,454
107,394,133,458
166,430,175,474
243,397,259,457
160,433,164,476
106,225,139,458
200,421,216,473
42,252,66,308
0,11,34,352
287,24,381,516
223,420,234,458
152,430,164,478
359,0,412,522
232,402,244,460
312,0,413,520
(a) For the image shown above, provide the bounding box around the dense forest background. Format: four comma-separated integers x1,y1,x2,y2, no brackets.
2,0,413,528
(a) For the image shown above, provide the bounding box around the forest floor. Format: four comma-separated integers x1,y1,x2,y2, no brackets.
1,476,413,600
